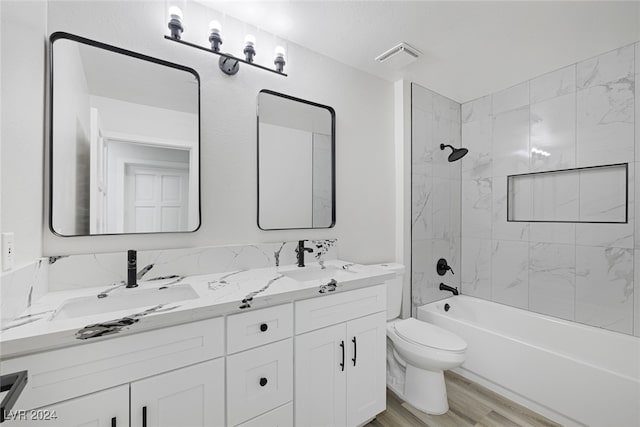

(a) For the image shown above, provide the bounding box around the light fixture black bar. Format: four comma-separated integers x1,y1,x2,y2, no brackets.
164,36,288,77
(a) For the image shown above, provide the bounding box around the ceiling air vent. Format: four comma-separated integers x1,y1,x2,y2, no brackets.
374,42,421,69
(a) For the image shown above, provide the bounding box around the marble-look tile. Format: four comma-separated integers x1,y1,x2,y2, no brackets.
411,238,434,313
492,82,529,115
0,259,48,327
412,106,434,165
576,163,634,249
636,162,640,249
529,222,576,245
433,117,462,181
492,176,529,241
462,178,492,239
579,165,627,223
461,238,492,299
412,83,434,113
575,245,634,334
576,82,634,167
577,44,635,90
635,249,640,337
434,92,461,123
636,44,640,162
432,177,459,241
531,172,579,222
530,64,576,104
529,243,575,321
462,95,491,123
412,163,433,241
462,118,492,180
491,240,529,309
530,93,576,171
492,107,530,177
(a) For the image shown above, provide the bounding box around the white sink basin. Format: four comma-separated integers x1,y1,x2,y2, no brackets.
281,265,340,282
52,284,199,320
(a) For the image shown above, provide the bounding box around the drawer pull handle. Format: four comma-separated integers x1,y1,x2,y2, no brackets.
142,406,147,427
260,323,268,332
339,340,345,371
352,336,357,367
111,417,116,427
259,377,268,387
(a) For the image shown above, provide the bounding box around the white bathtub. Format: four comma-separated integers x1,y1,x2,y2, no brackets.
417,296,640,427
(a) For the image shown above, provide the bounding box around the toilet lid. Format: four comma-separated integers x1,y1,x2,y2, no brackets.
394,318,467,352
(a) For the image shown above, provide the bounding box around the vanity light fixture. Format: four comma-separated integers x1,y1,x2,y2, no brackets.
244,34,256,63
163,12,287,76
274,46,286,73
209,20,222,52
167,6,184,40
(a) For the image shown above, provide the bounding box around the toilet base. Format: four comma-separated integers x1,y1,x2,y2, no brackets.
403,365,449,415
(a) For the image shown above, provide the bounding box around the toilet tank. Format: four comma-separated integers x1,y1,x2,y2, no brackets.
371,263,405,321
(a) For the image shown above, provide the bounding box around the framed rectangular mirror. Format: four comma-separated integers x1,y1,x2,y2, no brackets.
257,90,335,230
49,32,200,236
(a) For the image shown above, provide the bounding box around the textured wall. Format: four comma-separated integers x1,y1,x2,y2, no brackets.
461,42,640,336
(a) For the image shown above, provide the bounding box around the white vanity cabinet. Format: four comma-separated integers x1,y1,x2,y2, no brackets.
294,285,387,427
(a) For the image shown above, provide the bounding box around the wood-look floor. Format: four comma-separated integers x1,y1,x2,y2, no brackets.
367,372,561,427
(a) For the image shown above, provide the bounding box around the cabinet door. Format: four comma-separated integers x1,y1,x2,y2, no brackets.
4,385,128,427
346,312,387,427
295,323,346,427
130,358,224,427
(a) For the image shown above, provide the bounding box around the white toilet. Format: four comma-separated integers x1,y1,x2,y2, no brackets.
376,263,467,415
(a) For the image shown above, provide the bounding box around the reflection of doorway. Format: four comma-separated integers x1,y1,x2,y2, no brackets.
124,164,189,232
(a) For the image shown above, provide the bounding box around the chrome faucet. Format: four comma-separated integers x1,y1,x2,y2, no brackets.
296,240,313,268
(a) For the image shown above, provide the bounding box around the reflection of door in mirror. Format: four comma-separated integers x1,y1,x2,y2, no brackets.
125,164,189,233
50,33,200,236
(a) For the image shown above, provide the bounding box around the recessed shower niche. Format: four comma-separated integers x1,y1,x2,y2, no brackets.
507,163,628,223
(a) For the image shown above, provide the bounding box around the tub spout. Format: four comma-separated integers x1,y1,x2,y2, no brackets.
439,283,458,295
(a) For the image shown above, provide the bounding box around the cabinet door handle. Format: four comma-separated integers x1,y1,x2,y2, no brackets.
352,336,357,367
111,417,116,427
259,377,268,387
260,323,268,332
339,340,345,371
142,406,147,427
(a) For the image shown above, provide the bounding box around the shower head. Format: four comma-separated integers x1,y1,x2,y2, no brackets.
440,143,468,162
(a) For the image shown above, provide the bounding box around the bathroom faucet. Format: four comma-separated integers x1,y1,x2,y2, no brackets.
296,240,313,268
127,250,138,288
439,283,459,296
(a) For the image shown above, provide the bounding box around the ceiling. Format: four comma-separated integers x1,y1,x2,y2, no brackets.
199,1,640,103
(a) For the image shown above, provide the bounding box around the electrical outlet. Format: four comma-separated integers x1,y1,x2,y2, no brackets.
2,232,15,271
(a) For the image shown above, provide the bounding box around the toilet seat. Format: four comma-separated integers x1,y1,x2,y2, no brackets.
394,318,466,353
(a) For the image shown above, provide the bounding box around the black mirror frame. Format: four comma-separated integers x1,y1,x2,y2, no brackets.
256,89,336,230
48,32,202,237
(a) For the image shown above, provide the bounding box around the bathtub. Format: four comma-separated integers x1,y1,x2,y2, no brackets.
417,296,640,427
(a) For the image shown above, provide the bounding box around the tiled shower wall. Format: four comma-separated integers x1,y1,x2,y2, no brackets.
411,84,462,314
461,42,640,336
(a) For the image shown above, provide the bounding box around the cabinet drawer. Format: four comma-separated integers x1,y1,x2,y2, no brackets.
295,284,386,334
227,339,293,426
235,402,292,427
1,317,224,411
227,303,293,354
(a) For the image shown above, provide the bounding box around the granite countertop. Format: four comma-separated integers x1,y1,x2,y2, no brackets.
0,260,393,359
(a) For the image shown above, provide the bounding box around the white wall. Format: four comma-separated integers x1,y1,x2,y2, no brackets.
1,1,395,266
0,1,46,267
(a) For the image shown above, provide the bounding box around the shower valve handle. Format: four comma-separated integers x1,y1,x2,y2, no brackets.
436,258,454,276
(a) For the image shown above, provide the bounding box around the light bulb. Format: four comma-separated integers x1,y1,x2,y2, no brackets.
168,6,183,20
168,6,184,40
274,46,286,73
209,20,222,35
244,34,256,47
243,34,256,63
209,20,223,52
